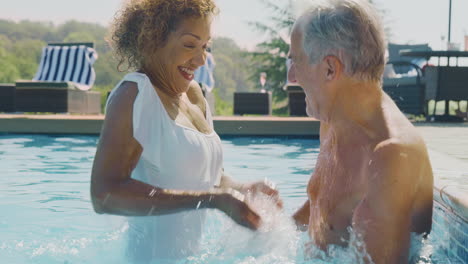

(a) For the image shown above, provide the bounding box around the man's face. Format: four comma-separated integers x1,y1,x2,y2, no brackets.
288,25,326,119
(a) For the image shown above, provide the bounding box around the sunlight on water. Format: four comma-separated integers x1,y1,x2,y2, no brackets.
409,225,452,264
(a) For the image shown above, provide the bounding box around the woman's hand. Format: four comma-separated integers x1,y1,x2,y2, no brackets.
212,189,261,230
240,179,283,208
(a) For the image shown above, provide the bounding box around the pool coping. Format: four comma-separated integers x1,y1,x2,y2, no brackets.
0,113,466,222
429,150,468,222
0,114,321,137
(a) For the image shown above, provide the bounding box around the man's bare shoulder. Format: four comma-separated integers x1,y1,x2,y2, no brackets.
376,120,428,156
369,134,431,191
374,137,420,157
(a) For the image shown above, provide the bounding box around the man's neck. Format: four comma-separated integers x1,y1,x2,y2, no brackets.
324,77,386,140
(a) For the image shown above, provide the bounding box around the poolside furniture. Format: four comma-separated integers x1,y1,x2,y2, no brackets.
382,43,431,116
15,42,101,114
425,65,468,121
285,83,307,116
387,43,431,74
400,50,468,122
15,81,101,114
233,92,272,115
0,83,15,112
382,61,426,116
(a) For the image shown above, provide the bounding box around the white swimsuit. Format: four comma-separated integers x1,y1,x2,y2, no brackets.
107,72,223,261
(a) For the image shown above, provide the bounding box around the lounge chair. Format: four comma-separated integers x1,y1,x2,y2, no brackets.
14,42,101,114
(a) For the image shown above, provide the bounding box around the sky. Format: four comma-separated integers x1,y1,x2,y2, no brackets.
1,0,467,51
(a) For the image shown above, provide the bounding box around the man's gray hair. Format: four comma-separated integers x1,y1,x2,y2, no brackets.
297,0,386,81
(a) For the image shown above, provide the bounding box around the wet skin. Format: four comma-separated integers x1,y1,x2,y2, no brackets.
289,21,433,264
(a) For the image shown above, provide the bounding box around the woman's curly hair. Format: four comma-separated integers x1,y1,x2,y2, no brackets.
109,0,218,71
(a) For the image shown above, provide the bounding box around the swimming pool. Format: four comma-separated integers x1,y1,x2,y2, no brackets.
0,134,458,263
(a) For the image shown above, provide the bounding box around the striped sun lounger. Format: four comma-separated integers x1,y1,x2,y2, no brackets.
33,43,98,91
11,42,101,114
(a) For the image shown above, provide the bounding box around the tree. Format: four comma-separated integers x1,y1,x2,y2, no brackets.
247,0,295,104
211,37,255,102
0,51,20,83
247,0,389,115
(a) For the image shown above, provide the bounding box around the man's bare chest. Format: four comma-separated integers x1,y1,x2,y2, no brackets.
307,146,370,244
308,159,366,221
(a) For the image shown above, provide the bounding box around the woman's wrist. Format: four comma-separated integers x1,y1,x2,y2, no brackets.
203,188,245,212
199,189,226,209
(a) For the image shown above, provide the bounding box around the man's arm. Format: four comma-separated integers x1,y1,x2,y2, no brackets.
352,142,419,264
293,200,310,231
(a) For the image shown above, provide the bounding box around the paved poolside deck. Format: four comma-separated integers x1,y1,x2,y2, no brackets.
412,123,468,226
414,122,468,162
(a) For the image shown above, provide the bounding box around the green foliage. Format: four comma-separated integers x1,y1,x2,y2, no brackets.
271,97,289,116
63,31,95,43
93,84,114,113
0,19,252,116
247,0,295,103
0,36,43,83
212,89,233,116
211,37,255,103
0,56,20,83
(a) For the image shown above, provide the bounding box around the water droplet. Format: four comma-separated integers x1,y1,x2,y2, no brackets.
148,188,157,197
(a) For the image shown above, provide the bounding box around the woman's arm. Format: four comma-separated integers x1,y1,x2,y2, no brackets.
90,81,260,229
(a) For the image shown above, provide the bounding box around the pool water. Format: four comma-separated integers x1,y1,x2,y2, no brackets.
0,135,453,263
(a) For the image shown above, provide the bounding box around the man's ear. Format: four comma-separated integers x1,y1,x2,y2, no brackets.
323,55,343,81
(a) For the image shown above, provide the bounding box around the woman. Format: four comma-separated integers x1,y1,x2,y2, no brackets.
90,0,280,262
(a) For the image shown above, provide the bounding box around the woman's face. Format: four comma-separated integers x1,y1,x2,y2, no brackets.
149,16,212,95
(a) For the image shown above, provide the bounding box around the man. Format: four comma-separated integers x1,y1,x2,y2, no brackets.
288,0,433,263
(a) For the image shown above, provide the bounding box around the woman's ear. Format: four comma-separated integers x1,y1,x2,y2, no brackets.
323,55,343,81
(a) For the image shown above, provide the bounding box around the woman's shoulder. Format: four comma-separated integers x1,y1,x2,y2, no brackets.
121,72,151,89
107,81,139,113
107,72,152,107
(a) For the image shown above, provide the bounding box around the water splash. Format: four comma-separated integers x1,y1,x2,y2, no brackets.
0,223,128,263
409,230,451,264
188,193,300,264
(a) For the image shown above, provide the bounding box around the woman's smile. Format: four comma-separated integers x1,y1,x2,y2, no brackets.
178,66,196,81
